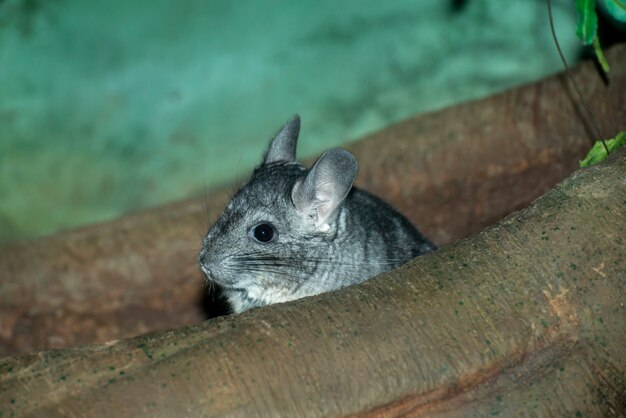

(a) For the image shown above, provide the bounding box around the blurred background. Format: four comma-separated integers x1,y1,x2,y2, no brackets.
0,0,600,242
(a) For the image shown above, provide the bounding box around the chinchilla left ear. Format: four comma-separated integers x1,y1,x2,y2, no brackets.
264,115,301,164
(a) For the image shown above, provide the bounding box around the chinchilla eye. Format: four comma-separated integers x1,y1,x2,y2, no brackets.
252,223,275,243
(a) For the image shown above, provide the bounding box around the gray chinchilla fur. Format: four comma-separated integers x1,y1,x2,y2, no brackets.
198,115,436,313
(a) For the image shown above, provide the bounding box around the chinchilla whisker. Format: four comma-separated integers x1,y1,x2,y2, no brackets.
237,263,292,273
235,257,283,264
234,251,261,258
201,277,214,292
244,254,401,264
244,261,365,276
235,254,276,261
236,256,408,273
236,253,410,267
207,281,216,294
241,267,301,283
282,257,410,267
235,257,295,266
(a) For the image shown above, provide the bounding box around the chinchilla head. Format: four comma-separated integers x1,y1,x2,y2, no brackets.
198,115,358,305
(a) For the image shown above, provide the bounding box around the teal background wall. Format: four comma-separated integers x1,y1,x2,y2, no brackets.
0,0,581,241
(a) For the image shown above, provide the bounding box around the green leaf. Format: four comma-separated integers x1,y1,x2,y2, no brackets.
592,35,610,73
576,0,598,45
579,131,626,167
600,0,626,23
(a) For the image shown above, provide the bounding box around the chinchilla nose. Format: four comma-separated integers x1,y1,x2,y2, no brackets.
198,248,210,269
198,246,219,275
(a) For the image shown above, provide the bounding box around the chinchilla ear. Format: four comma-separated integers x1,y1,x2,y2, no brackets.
291,148,357,228
264,115,301,164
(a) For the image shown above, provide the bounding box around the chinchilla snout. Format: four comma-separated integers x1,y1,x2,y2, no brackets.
197,248,214,278
197,242,229,285
197,247,212,274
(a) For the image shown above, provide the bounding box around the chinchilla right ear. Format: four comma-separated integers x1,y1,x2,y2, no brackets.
291,148,358,229
264,115,301,164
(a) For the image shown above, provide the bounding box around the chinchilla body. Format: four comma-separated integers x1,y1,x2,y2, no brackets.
199,115,435,313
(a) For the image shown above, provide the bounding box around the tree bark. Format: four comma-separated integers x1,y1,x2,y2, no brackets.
1,44,625,358
1,144,624,417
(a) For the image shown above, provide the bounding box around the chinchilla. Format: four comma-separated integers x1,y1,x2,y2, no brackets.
198,115,436,313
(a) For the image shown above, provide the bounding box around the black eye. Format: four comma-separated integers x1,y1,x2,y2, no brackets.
252,223,275,243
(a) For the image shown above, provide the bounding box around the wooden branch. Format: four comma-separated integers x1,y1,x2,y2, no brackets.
1,147,625,416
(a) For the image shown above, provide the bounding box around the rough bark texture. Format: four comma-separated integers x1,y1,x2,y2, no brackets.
0,44,624,361
1,142,624,418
